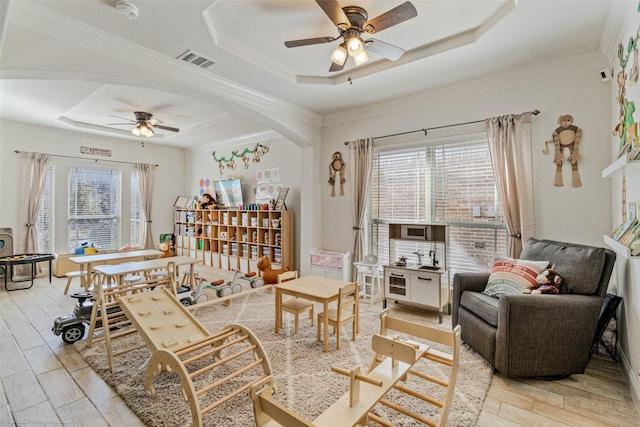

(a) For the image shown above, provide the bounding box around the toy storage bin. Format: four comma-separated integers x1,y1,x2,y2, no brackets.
309,249,351,282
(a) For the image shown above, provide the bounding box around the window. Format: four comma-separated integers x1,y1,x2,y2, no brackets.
68,167,120,252
36,163,55,253
367,137,507,276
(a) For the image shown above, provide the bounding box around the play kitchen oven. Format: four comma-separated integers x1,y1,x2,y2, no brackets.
386,269,410,299
384,266,448,323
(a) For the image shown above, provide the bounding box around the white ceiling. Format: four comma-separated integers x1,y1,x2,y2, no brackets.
0,0,618,148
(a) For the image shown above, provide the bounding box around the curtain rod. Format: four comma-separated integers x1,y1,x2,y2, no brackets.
14,150,159,167
344,109,541,145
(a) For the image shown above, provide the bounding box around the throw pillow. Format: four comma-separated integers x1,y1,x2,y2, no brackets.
482,257,549,297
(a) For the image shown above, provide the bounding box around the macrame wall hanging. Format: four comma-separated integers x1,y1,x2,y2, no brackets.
212,143,269,177
328,151,345,196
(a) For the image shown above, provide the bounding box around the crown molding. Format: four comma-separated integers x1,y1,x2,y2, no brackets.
600,0,636,67
323,50,607,126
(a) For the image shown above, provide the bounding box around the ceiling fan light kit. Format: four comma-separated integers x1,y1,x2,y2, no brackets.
284,0,417,72
108,111,180,138
330,43,348,66
353,50,369,66
131,122,154,138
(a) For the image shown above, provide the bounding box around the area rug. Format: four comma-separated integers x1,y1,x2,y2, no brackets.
77,288,493,426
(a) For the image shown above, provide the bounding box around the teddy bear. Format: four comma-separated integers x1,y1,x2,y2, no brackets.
532,266,563,294
197,193,216,210
256,256,288,284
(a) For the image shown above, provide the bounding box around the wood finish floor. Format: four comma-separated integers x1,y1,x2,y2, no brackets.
1,272,638,426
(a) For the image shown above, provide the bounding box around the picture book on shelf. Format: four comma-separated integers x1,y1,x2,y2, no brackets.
630,239,640,257
620,221,640,246
611,217,637,241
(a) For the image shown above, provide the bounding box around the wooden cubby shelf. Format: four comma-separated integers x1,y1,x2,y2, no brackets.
174,208,293,273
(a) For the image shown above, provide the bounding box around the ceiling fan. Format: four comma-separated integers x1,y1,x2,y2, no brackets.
284,0,417,72
108,111,180,138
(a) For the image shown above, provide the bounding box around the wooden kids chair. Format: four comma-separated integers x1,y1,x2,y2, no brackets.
317,281,358,350
277,271,314,334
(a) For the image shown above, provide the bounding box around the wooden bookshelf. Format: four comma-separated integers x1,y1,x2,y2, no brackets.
174,208,293,273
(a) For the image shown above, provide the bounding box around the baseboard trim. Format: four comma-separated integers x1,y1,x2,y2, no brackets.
617,342,640,413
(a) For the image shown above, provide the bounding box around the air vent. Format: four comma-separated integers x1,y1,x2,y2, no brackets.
176,50,216,69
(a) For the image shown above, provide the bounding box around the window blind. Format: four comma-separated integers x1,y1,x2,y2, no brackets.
67,167,120,252
368,140,507,275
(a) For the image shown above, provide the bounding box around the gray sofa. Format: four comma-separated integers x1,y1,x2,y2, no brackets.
452,238,616,378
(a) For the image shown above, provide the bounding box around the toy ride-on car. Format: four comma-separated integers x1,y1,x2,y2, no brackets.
52,291,121,344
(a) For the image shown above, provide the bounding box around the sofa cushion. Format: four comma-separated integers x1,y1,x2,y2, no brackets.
482,257,549,297
520,238,607,295
460,291,500,327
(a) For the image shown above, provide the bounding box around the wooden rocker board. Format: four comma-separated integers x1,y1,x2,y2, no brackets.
250,309,462,427
118,287,274,427
84,274,173,373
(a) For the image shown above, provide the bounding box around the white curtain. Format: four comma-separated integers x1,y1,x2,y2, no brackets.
135,163,155,250
485,112,535,258
17,152,50,275
348,138,374,271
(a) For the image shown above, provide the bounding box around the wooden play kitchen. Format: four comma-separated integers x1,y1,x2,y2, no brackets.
383,223,451,322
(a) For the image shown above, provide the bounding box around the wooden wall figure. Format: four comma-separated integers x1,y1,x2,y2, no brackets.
329,151,345,196
543,114,583,187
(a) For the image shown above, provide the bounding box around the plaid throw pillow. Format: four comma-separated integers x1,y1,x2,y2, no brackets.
482,257,549,297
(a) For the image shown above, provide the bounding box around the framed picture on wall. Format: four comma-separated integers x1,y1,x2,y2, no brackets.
274,187,289,211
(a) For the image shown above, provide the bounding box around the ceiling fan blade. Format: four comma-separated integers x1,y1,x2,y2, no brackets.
285,36,338,48
153,124,180,132
107,122,134,126
329,61,345,72
365,38,405,61
315,0,350,28
364,1,417,34
108,114,135,123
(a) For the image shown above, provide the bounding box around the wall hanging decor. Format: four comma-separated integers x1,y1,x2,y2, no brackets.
328,151,346,196
613,23,639,158
211,143,269,177
543,114,583,187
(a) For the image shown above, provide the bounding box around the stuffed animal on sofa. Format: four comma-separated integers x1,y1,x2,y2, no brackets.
532,266,563,294
256,256,288,284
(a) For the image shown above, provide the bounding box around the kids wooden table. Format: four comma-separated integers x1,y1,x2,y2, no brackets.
69,249,163,288
274,275,359,352
93,255,201,288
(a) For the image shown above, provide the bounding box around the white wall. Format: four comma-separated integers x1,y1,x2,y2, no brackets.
605,1,640,407
0,120,185,254
320,51,612,252
186,132,303,269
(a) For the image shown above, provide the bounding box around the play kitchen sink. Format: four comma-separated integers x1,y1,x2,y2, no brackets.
385,223,450,322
